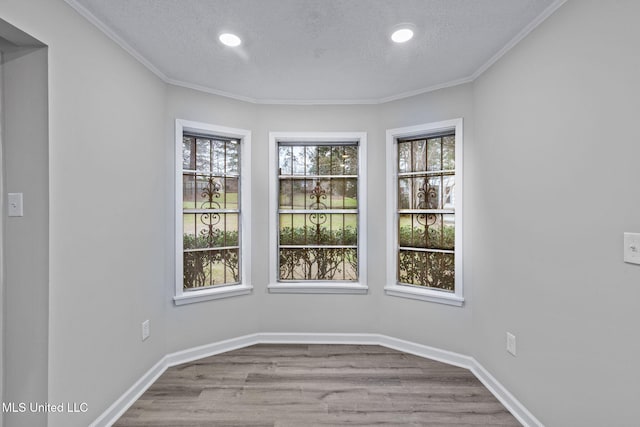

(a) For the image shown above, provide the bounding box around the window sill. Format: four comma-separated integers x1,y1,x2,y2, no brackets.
174,284,253,306
384,284,464,307
268,282,368,294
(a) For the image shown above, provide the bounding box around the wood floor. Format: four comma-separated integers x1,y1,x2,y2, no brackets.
114,344,521,426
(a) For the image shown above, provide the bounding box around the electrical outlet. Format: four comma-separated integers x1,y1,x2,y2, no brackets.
624,233,640,265
142,320,150,341
506,332,516,356
8,193,24,217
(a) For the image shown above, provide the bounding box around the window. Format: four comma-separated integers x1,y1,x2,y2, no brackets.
385,119,463,306
268,132,367,294
174,120,252,305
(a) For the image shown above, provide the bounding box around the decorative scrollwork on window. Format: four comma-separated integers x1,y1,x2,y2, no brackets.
309,182,328,227
309,182,327,209
415,180,438,226
416,180,437,210
416,213,438,227
200,176,222,244
200,176,221,210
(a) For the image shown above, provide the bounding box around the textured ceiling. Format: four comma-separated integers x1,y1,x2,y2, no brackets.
67,0,561,103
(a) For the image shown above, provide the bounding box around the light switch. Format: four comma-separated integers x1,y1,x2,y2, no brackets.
8,193,23,217
624,233,640,265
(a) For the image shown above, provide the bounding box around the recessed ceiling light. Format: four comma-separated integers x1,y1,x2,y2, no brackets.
391,28,414,43
219,33,242,47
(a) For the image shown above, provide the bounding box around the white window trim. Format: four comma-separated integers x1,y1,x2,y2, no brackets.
174,119,252,305
268,131,368,294
385,119,464,307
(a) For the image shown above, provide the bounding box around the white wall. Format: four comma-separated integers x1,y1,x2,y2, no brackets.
472,1,640,425
0,1,167,426
2,1,638,426
2,40,48,427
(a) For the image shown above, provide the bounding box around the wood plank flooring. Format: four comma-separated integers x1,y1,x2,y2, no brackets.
114,344,521,426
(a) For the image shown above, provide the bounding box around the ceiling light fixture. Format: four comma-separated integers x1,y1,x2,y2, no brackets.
391,27,414,43
219,33,242,47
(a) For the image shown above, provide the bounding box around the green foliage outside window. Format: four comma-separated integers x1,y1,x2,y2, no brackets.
183,231,239,289
278,226,357,281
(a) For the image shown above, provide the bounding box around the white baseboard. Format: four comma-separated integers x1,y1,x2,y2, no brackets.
92,332,543,427
89,357,167,427
470,361,543,427
164,333,261,367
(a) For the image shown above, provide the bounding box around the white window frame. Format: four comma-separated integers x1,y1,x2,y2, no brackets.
268,132,368,294
174,119,252,305
385,119,464,306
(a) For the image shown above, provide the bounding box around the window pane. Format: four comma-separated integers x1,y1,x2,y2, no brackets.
292,146,305,175
425,176,442,210
398,214,412,247
188,213,236,249
183,137,195,170
398,250,454,291
398,141,411,173
428,252,454,291
279,248,357,281
195,175,222,209
290,180,306,209
183,247,241,290
442,136,455,170
210,252,227,285
308,179,330,210
398,178,412,210
413,139,427,172
184,250,211,289
321,178,358,209
224,214,239,246
279,213,296,245
397,132,456,294
409,176,439,210
195,213,224,247
279,179,293,209
212,140,225,174
223,177,239,209
399,214,427,248
182,174,196,209
398,250,420,285
183,214,198,248
226,141,239,174
279,213,357,246
222,248,240,283
279,146,292,175
331,146,344,175
196,138,211,172
332,213,357,245
279,178,358,211
182,132,242,292
277,142,359,283
343,178,358,208
426,214,455,250
343,145,358,175
443,175,455,210
427,138,442,171
305,146,317,175
317,146,332,175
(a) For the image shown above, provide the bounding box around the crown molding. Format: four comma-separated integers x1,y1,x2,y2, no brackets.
64,0,567,106
471,0,567,80
63,0,169,82
165,78,259,104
